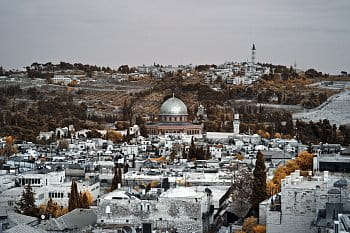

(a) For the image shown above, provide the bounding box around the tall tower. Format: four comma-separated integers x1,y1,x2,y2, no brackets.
251,43,256,66
233,111,240,135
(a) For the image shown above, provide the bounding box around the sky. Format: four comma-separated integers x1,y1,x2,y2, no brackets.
0,0,349,74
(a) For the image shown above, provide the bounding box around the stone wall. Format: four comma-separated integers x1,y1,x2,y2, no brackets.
97,196,209,233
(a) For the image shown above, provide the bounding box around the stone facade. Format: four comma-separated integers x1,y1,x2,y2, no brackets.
97,188,213,233
262,171,350,233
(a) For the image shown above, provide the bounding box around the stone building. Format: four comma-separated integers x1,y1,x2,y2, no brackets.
260,171,350,233
97,187,214,233
145,95,203,136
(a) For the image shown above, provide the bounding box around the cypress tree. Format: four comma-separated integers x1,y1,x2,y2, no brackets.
68,180,79,211
251,150,268,214
117,166,123,186
16,183,38,217
111,164,119,191
124,163,129,173
77,191,83,208
188,136,197,160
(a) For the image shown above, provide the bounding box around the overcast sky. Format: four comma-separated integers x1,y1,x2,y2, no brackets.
0,0,349,74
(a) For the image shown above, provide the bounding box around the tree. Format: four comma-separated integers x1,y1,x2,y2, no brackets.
124,163,129,173
117,166,123,186
252,225,266,233
16,183,38,217
296,151,313,170
106,130,123,143
242,216,257,233
58,139,69,150
111,164,121,191
251,151,267,213
188,136,197,160
68,180,80,212
80,192,90,209
235,153,244,161
0,136,18,160
135,115,148,137
231,168,254,214
39,198,67,218
236,217,266,233
81,191,94,206
86,129,102,139
285,159,299,174
118,65,130,74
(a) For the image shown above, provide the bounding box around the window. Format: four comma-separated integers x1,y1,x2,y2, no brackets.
8,201,13,207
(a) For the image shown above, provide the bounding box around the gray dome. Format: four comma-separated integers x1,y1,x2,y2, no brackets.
159,97,188,115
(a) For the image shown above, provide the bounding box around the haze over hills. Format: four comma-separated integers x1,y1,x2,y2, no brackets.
1,0,350,74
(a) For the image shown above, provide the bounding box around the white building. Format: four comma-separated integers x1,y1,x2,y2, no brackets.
260,171,350,233
97,187,214,233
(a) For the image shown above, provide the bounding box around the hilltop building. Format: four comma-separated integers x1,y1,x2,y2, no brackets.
145,95,203,136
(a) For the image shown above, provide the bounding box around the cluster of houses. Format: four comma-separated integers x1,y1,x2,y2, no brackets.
1,119,349,233
1,44,272,88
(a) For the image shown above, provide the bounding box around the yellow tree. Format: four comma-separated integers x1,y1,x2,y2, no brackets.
242,216,257,233
271,165,287,190
285,160,299,174
235,153,244,161
267,181,279,196
39,198,66,218
106,130,123,143
80,190,94,206
0,136,17,159
295,151,314,170
252,225,266,233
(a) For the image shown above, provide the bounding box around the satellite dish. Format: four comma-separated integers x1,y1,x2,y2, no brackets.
41,215,45,220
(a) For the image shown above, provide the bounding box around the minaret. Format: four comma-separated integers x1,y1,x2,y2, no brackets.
233,110,240,135
251,43,256,66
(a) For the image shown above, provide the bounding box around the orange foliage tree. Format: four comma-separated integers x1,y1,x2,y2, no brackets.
80,190,94,206
0,136,18,158
106,130,123,143
268,151,314,195
235,216,266,233
296,151,314,170
39,198,68,218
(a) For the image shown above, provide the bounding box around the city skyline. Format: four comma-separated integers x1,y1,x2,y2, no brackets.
0,0,350,74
